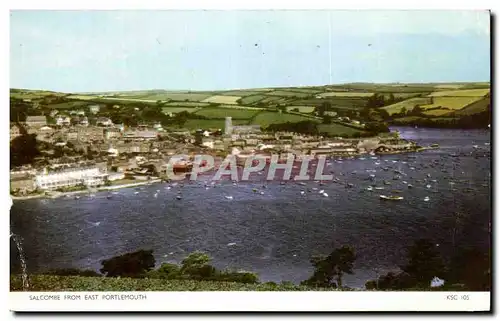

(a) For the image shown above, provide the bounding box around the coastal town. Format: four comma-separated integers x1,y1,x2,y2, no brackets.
10,105,424,198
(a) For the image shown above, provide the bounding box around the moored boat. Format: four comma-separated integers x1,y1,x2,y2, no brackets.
379,195,404,201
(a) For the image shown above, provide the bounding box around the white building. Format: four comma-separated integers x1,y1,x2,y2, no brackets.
35,166,108,190
96,117,113,126
89,105,100,114
56,116,71,126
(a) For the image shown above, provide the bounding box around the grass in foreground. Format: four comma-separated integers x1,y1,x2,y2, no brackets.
10,275,338,292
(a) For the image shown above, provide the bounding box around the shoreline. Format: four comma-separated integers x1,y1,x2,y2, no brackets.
10,147,434,201
11,179,162,201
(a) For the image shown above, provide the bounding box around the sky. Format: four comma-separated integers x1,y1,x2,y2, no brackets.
10,10,491,92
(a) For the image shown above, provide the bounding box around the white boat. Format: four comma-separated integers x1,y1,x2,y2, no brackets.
426,184,431,188
366,186,373,191
424,196,430,202
322,192,329,197
375,187,384,190
407,184,413,188
134,191,139,194
379,195,404,201
225,196,233,200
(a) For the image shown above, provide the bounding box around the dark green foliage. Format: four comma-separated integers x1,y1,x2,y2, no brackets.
46,268,101,277
365,272,417,290
401,239,445,285
315,101,331,117
10,132,40,169
322,115,332,124
100,249,155,278
446,247,491,291
364,122,390,133
266,120,319,136
216,271,259,284
147,263,182,280
302,245,356,288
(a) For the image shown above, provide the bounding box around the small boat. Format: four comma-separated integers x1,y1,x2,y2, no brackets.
426,184,431,189
374,187,385,190
346,183,354,188
322,192,329,197
379,195,404,201
383,180,391,185
366,186,373,191
407,184,413,188
300,191,305,195
430,143,439,148
106,195,112,199
176,195,182,200
424,196,430,202
225,196,233,200
74,195,80,200
134,191,139,194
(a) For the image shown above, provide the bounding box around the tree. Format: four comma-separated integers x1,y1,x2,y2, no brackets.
322,115,332,124
401,239,445,286
100,249,155,278
377,108,390,120
364,122,390,133
446,247,490,291
10,131,40,169
387,93,396,105
315,101,331,117
180,251,217,279
301,245,356,288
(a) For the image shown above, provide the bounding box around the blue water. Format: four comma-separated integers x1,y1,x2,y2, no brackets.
10,127,491,287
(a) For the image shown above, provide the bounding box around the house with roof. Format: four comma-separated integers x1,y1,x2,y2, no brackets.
96,117,113,127
24,116,47,127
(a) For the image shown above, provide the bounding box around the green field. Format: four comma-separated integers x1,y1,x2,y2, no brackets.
258,96,290,105
165,102,211,107
193,108,260,119
382,97,432,115
201,95,241,104
46,101,92,109
420,97,483,110
282,88,324,94
422,109,453,116
162,107,199,115
181,119,249,130
317,123,365,136
447,97,490,116
130,93,214,102
319,92,374,97
286,106,316,113
428,89,490,97
250,111,317,127
265,90,312,98
239,95,268,105
219,90,266,96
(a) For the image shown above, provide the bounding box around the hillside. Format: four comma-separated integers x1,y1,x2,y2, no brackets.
10,82,491,133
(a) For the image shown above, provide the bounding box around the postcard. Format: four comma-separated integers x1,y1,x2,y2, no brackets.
9,9,491,312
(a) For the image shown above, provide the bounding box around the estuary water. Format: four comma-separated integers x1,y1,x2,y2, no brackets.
10,127,492,288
